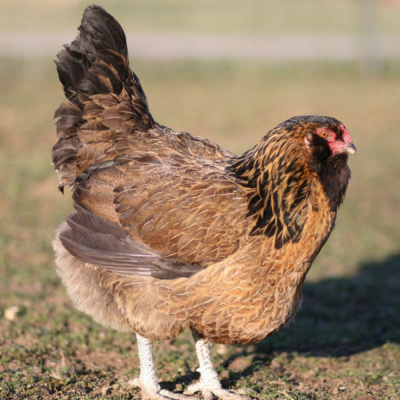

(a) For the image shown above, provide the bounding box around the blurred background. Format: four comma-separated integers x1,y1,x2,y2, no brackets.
1,1,399,399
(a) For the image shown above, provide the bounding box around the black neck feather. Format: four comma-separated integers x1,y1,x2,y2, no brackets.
318,153,351,211
307,136,351,211
229,139,310,249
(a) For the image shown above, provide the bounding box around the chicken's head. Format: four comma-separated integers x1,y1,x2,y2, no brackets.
303,117,357,157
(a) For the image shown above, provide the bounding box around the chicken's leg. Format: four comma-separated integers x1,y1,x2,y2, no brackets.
185,332,251,400
130,334,197,400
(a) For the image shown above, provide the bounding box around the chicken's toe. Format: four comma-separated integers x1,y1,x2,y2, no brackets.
129,378,198,400
159,389,198,400
206,388,252,400
185,384,252,400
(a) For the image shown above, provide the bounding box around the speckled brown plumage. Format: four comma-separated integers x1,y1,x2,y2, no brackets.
52,6,356,399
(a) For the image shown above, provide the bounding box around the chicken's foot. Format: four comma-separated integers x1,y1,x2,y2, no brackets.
129,334,197,400
185,332,252,400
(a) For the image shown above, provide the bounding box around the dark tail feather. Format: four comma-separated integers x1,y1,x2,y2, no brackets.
53,5,154,192
55,5,130,106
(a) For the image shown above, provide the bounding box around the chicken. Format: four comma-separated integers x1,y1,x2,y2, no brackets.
52,5,356,400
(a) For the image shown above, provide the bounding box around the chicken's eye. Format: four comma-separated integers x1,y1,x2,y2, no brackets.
319,131,329,139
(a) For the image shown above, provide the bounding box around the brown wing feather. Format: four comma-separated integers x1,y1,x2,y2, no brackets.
72,148,252,267
59,207,203,279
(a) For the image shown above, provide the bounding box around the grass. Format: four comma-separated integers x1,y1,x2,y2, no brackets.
0,57,399,399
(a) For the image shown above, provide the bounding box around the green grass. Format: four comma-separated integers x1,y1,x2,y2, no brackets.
0,58,399,399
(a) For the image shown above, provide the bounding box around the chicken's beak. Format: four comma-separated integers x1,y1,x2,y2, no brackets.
344,142,357,155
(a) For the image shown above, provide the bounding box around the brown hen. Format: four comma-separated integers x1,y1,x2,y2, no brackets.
52,5,356,400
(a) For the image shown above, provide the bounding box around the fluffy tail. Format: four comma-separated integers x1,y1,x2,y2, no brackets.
52,5,155,192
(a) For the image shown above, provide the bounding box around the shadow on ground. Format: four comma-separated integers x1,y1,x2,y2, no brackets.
217,253,400,379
